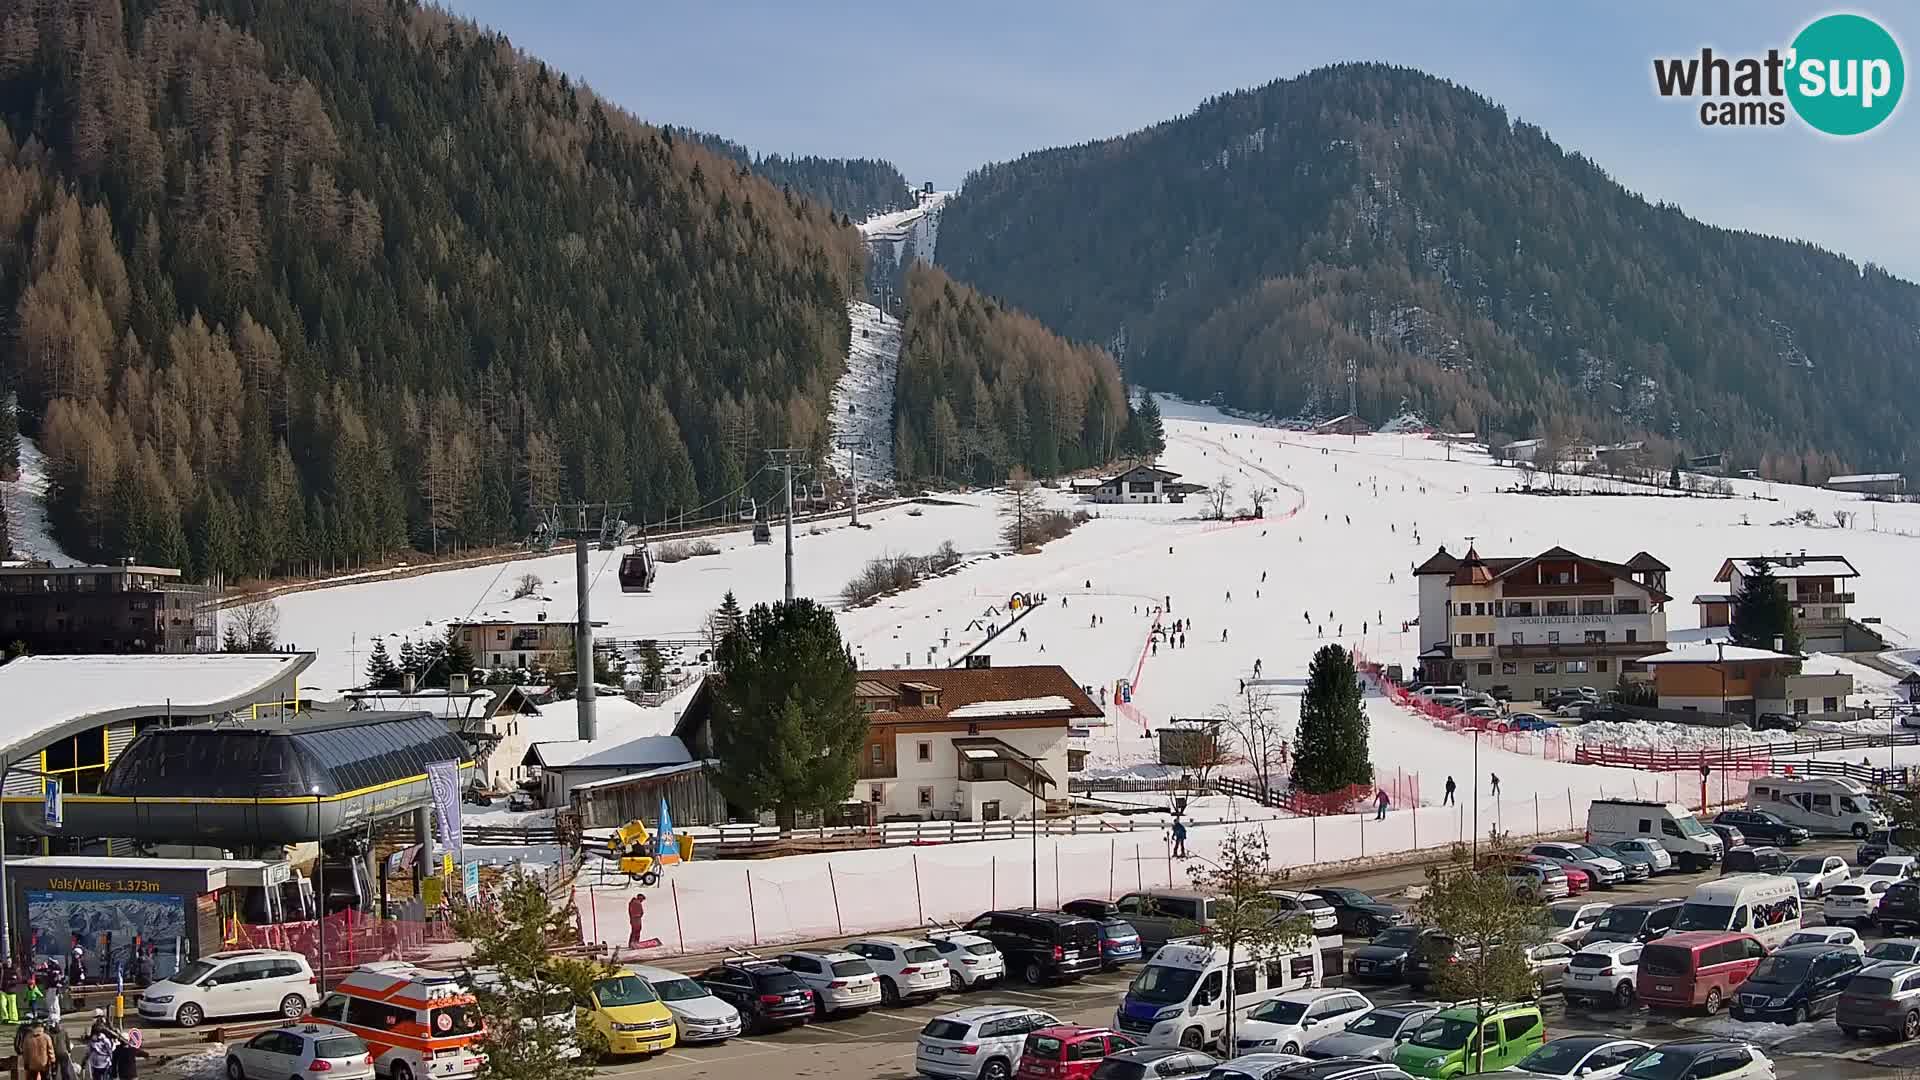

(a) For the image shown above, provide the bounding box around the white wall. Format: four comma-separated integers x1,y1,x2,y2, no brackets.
1416,575,1450,655
884,726,1069,820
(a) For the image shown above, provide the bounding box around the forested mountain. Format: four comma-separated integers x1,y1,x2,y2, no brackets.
893,263,1130,486
0,0,866,578
668,128,912,220
939,63,1919,477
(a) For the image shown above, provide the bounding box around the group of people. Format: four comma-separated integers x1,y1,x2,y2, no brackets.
13,1011,147,1080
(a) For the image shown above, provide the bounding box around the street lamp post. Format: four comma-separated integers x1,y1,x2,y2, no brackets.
312,787,325,993
1471,728,1481,860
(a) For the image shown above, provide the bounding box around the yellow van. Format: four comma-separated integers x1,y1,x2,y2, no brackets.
584,969,678,1057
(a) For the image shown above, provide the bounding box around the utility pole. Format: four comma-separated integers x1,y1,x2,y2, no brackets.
766,450,811,602
537,501,628,741
835,437,870,527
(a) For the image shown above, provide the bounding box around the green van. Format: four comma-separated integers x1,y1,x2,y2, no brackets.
1391,1002,1545,1077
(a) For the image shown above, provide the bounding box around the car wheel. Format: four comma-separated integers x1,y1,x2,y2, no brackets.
1615,981,1635,1009
1282,1041,1301,1055
982,1059,1011,1080
1180,1027,1205,1050
1703,987,1723,1015
280,994,306,1019
1792,1004,1809,1026
1354,915,1377,938
1024,961,1046,986
226,1059,246,1080
176,1002,205,1028
950,968,964,993
393,1065,414,1080
880,977,900,1007
1906,1011,1920,1041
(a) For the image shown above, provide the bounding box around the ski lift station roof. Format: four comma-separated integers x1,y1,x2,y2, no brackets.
0,651,314,762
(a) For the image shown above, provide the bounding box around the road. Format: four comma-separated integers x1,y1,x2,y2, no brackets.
556,839,1918,1079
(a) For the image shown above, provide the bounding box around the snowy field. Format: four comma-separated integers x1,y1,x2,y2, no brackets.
2,435,76,564
274,396,1920,953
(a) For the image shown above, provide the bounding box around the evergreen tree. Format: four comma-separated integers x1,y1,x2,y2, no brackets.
0,387,18,483
1134,392,1166,456
1670,463,1683,488
1291,644,1373,794
365,639,401,689
712,598,866,828
1730,559,1802,656
443,626,476,683
636,640,666,691
452,872,609,1080
398,638,420,679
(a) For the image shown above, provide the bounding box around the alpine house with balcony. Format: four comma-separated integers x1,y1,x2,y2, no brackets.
1413,545,1670,700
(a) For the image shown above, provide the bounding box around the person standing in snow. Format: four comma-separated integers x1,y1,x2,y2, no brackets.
1490,773,1501,798
1171,819,1188,859
626,893,648,950
1375,789,1390,821
1443,776,1456,805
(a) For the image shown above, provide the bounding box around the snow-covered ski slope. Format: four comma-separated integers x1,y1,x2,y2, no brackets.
859,190,946,251
825,302,900,492
1,435,76,564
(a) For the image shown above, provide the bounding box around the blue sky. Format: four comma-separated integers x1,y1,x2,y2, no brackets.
447,2,1919,280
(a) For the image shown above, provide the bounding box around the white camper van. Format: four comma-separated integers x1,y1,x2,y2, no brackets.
1672,874,1803,948
1113,939,1323,1049
1747,774,1888,838
1587,799,1724,870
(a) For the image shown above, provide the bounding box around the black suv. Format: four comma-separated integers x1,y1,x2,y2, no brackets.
965,909,1102,984
1404,933,1462,990
1582,898,1684,945
1715,809,1810,846
695,959,813,1033
1881,881,1920,934
1730,943,1864,1024
1721,844,1791,874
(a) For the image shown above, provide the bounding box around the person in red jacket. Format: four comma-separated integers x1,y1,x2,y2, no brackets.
626,892,647,949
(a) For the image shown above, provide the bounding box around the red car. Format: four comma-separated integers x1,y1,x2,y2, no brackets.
1519,853,1591,894
1015,1025,1138,1080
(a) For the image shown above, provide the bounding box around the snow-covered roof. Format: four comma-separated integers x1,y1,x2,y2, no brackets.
346,691,490,717
0,652,314,759
1827,473,1904,485
1720,555,1859,580
946,695,1075,719
572,760,709,791
1692,594,1734,604
1634,644,1801,665
526,734,692,771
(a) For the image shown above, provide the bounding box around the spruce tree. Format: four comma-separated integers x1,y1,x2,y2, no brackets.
398,638,420,679
0,388,18,483
1730,559,1802,655
1135,392,1166,456
443,626,476,683
1291,644,1373,794
365,639,401,689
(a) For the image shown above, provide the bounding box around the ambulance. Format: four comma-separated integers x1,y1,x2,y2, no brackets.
307,963,487,1080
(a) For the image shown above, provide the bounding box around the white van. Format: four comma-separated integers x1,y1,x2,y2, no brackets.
1672,874,1803,948
1587,799,1724,871
1747,774,1888,838
1113,939,1323,1049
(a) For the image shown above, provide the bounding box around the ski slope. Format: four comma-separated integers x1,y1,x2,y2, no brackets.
1,435,77,564
825,301,900,493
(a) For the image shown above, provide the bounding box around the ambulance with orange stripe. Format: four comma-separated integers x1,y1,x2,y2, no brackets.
306,963,486,1080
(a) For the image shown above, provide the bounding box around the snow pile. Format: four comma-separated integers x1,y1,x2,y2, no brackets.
158,1049,228,1080
1676,1017,1805,1047
827,301,901,493
1376,412,1431,434
947,695,1074,719
1,435,76,564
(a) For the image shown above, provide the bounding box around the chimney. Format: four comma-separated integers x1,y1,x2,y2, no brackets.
449,672,469,694
401,671,418,694
1773,635,1785,653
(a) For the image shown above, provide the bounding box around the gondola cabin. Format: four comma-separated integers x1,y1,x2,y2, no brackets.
618,545,657,593
752,519,772,545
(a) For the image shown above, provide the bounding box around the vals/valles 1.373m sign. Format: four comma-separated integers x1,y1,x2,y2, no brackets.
1654,12,1905,134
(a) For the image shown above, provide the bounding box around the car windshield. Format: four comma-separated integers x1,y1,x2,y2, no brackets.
755,971,807,993
1343,1009,1409,1037
1847,975,1897,997
1322,888,1371,904
1089,1062,1151,1080
1752,955,1813,982
1623,1050,1695,1080
1568,845,1603,859
648,976,709,1003
966,942,997,955
1027,1036,1065,1059
1589,845,1623,860
1594,907,1651,931
1518,1042,1604,1073
1675,816,1710,837
922,1019,972,1041
1869,943,1919,960
904,946,941,964
313,1037,367,1059
1789,857,1828,874
1372,926,1421,947
594,975,660,1008
1550,906,1588,928
1867,860,1911,878
1674,903,1733,931
1411,1017,1474,1050
831,960,873,976
1129,964,1202,1004
1248,1000,1309,1025
174,960,219,985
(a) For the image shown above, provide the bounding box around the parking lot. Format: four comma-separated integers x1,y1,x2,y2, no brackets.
566,837,1920,1079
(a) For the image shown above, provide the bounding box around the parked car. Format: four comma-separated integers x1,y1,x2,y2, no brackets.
1392,1001,1545,1077
1089,1047,1218,1080
1781,926,1864,955
1302,1002,1446,1062
505,791,534,812
1505,860,1571,902
1858,828,1920,865
928,929,1009,990
1837,960,1920,1041
1715,809,1810,847
1015,1026,1138,1080
1347,926,1434,984
1616,1039,1775,1080
139,949,319,1027
461,788,493,807
1061,901,1147,968
226,1025,374,1080
1879,880,1920,935
1609,838,1675,874
844,936,949,1006
1203,1054,1313,1080
774,948,882,1016
1753,712,1802,733
1583,899,1684,947
1525,941,1577,992
1504,1035,1651,1080
1564,941,1643,1009
1403,934,1461,991
1508,714,1557,733
1548,902,1612,945
1720,845,1790,875
1265,1060,1411,1080
626,965,741,1044
1634,931,1767,1014
1584,843,1653,882
1868,939,1920,965
966,910,1104,985
1304,887,1408,938
1827,879,1897,927
1729,942,1864,1024
694,959,813,1033
1708,823,1747,851
581,969,677,1057
1529,843,1627,889
1264,891,1341,936
1785,854,1852,897
915,1005,1060,1080
1233,989,1372,1056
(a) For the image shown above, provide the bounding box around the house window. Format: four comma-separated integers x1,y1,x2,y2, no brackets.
1625,629,1637,643
1551,570,1573,585
1824,697,1839,712
1545,600,1571,616
1567,661,1589,674
1580,599,1607,615
916,741,932,762
918,787,934,808
1509,601,1535,616
1534,661,1557,674
1616,599,1642,614
1458,603,1472,616
1502,662,1518,675
1478,663,1493,676
1597,660,1610,673
871,786,884,803
1510,632,1524,645
1474,634,1489,647
1458,634,1472,647
1548,631,1561,644
1474,603,1488,616
495,628,507,642
1793,699,1809,715
1493,602,1506,616
1822,607,1841,619
870,744,884,765
1585,630,1606,644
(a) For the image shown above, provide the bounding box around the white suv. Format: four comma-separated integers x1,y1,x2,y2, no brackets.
927,930,1006,991
139,950,318,1028
1235,988,1372,1055
1264,891,1340,935
774,949,882,1016
845,936,948,1006
915,1005,1059,1080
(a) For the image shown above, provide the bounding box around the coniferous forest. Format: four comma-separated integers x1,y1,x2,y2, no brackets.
939,63,1920,479
0,0,868,577
666,128,913,220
